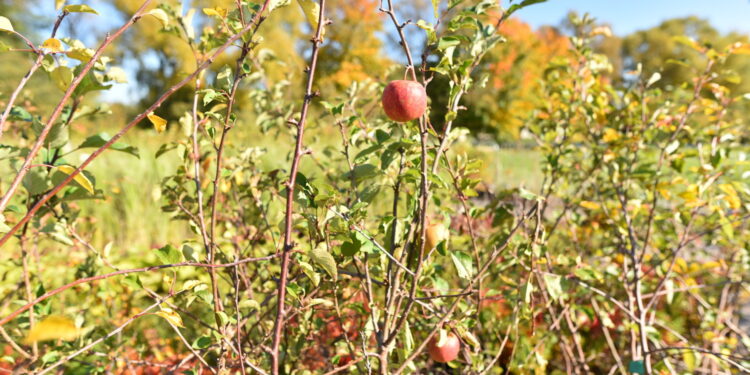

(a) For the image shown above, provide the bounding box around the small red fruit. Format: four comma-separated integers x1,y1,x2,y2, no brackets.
427,332,461,363
381,80,427,122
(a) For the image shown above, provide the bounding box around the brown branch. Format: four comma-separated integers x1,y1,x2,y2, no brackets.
271,1,327,374
0,254,280,327
378,6,430,369
393,205,535,374
36,291,179,375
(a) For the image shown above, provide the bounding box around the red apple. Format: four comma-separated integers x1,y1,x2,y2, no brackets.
427,332,461,363
381,80,427,122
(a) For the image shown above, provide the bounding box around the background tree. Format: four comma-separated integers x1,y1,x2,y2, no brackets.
621,16,750,94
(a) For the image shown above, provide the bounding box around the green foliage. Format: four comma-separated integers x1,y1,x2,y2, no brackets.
0,2,748,375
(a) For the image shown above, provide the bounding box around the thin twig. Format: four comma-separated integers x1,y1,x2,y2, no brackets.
271,1,327,374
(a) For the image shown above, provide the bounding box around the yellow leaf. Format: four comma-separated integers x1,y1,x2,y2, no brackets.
57,165,95,194
701,261,721,271
579,200,600,210
42,38,63,53
24,315,79,344
202,8,227,18
148,112,167,133
674,257,688,274
297,0,325,38
63,4,99,14
56,0,66,10
602,128,620,143
718,183,741,209
155,308,184,328
146,8,168,27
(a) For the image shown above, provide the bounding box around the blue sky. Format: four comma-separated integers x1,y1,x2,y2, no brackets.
513,0,750,35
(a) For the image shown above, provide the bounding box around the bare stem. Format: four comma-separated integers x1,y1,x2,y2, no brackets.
271,1,327,374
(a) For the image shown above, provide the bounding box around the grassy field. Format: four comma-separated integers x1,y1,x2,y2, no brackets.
72,127,543,251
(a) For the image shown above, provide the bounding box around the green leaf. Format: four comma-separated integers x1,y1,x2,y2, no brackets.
310,242,337,280
450,251,474,279
216,65,233,91
154,244,183,265
77,133,139,158
344,164,379,184
0,16,14,32
201,89,223,106
23,170,52,196
122,275,143,290
438,36,461,51
543,273,563,302
341,241,359,256
403,322,414,352
239,299,261,311
192,336,211,349
505,0,547,17
63,4,99,14
73,69,111,97
522,277,534,304
50,66,74,92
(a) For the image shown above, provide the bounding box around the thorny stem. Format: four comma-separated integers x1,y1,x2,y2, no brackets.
271,1,327,374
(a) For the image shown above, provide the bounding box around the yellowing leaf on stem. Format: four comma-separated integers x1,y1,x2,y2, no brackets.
310,242,337,280
269,0,291,12
66,48,95,62
718,183,741,209
56,165,95,194
0,16,15,32
602,128,620,143
146,9,168,27
148,113,167,133
202,8,227,18
579,200,600,210
297,0,325,38
154,308,184,328
674,257,688,274
24,315,79,344
42,38,63,53
50,66,73,92
64,4,99,14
